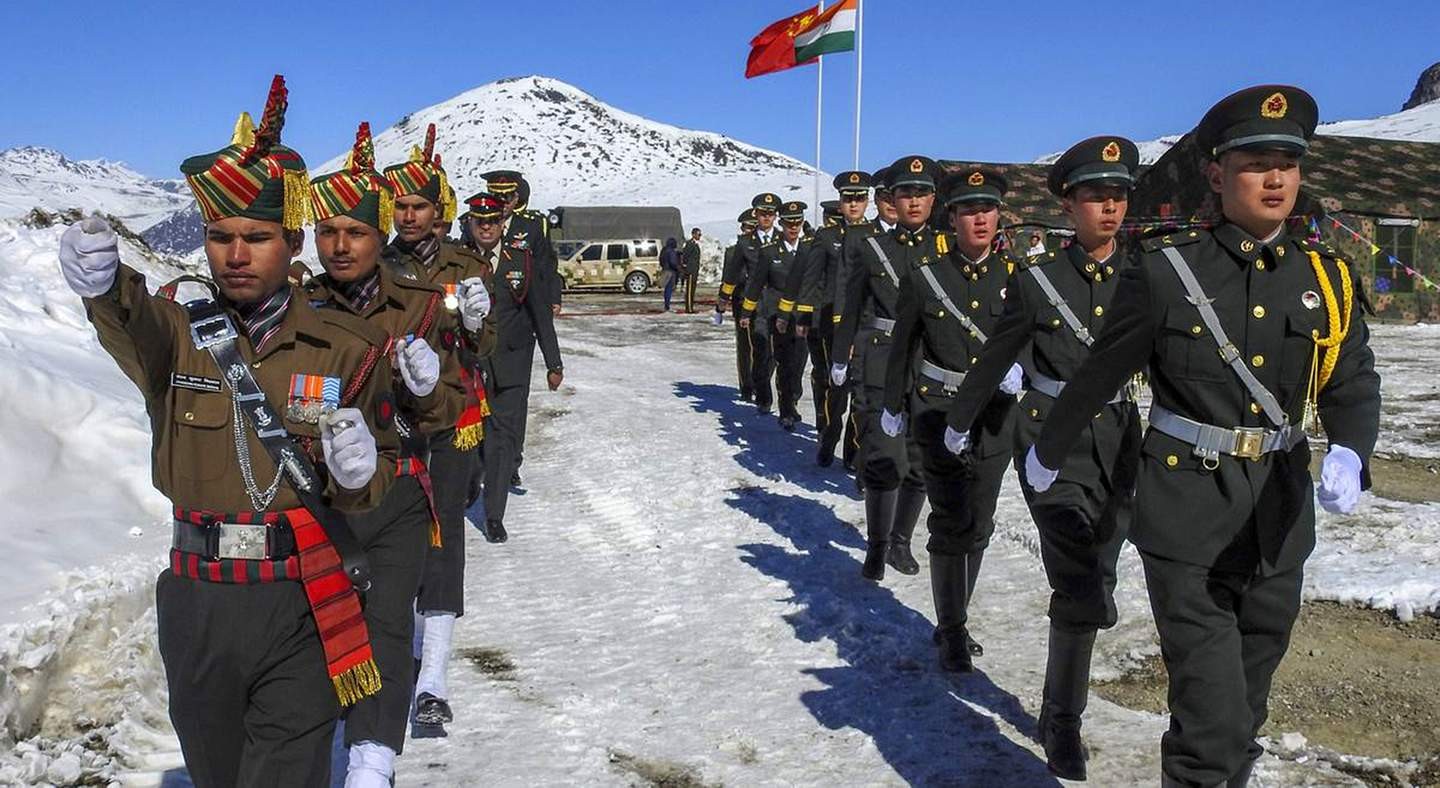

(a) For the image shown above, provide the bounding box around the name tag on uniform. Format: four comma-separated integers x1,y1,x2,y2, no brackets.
171,372,222,392
287,374,341,423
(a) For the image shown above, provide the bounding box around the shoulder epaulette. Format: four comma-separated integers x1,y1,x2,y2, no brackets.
157,274,216,302
1299,237,1341,259
444,243,487,265
1017,250,1058,270
314,304,388,347
934,232,950,256
1141,229,1205,254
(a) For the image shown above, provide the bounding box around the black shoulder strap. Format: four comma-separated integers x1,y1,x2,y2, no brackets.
184,300,372,588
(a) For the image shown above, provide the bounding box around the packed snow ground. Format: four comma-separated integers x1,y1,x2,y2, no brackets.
0,220,1435,784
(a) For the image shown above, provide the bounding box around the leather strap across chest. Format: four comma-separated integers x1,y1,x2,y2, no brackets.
1026,266,1092,347
916,264,988,344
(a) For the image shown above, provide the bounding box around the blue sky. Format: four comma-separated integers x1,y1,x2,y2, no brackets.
3,1,1436,178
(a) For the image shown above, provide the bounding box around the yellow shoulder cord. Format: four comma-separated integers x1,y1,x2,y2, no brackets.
1303,251,1353,433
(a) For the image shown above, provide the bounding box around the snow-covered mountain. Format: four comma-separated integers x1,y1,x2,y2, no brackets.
0,147,190,233
314,75,823,238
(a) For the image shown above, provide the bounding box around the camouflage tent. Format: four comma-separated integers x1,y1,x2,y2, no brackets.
936,161,1071,230
1128,134,1440,322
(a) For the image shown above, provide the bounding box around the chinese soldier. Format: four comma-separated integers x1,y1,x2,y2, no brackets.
306,121,472,783
1028,86,1380,787
714,208,760,400
943,137,1143,779
831,159,934,582
720,193,781,412
738,200,812,430
882,167,1019,674
381,126,497,730
467,191,565,545
785,172,871,467
59,75,398,787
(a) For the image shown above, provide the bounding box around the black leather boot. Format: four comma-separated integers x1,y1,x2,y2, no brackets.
1040,625,1097,781
886,485,925,575
861,488,897,581
930,554,972,672
963,548,986,656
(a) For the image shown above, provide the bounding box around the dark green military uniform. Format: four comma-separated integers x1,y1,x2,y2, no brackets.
884,167,1018,672
721,194,782,411
717,209,760,401
832,158,935,581
739,200,812,427
682,234,702,313
1033,86,1381,787
945,139,1143,779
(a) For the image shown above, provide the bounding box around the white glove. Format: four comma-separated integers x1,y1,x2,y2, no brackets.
999,363,1025,395
880,409,904,438
59,216,120,297
1025,445,1058,493
320,408,377,491
396,337,440,398
830,363,848,388
710,310,724,327
1317,444,1362,514
458,277,491,332
944,426,971,455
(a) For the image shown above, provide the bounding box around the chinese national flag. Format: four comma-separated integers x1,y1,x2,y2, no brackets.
745,5,820,78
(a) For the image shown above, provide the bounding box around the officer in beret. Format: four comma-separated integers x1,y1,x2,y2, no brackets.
715,209,760,400
1029,86,1380,787
831,158,936,584
942,136,1143,779
719,193,782,411
781,171,871,466
882,166,1019,674
739,200,812,429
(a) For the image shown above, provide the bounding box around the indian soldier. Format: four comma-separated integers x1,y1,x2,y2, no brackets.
942,137,1143,779
1028,86,1379,787
381,125,497,730
831,160,933,581
787,171,871,467
305,121,473,784
466,191,565,545
719,193,781,412
881,167,1020,674
59,75,398,787
483,169,562,317
738,200,812,430
682,227,703,313
714,209,760,400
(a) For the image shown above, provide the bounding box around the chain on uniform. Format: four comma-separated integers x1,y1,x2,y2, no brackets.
228,364,286,511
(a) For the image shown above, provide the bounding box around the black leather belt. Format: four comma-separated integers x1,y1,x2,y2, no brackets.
172,519,297,561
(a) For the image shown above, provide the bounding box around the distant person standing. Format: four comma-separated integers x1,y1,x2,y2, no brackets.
660,238,681,311
1027,231,1047,257
682,227,703,313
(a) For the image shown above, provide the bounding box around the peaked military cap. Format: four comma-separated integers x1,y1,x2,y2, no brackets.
465,192,506,221
820,199,842,217
1195,84,1318,159
871,166,893,195
886,155,939,191
309,121,393,233
779,201,807,221
180,75,311,230
832,170,872,194
482,169,524,195
738,208,757,225
1047,136,1140,196
752,192,781,212
383,123,455,220
941,167,1007,206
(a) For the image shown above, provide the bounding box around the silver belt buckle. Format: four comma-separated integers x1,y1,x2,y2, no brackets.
215,523,269,560
1231,427,1266,460
189,311,238,350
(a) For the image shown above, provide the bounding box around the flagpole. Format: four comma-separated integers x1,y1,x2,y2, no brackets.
853,0,862,170
814,0,825,228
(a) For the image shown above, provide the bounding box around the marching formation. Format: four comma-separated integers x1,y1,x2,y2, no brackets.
715,83,1380,787
50,71,1381,788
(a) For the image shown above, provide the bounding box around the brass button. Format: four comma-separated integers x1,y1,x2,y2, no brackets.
919,385,929,394
970,300,980,309
1250,402,1262,415
1276,245,1286,257
1166,455,1179,468
971,356,978,365
1251,354,1265,368
1252,305,1266,319
1191,325,1203,335
1030,408,1039,418
1254,260,1266,271
1052,319,1061,327
184,411,195,422
1093,306,1104,317
938,309,946,318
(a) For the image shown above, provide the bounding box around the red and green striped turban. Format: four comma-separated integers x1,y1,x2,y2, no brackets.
382,123,455,222
309,122,394,234
180,75,311,230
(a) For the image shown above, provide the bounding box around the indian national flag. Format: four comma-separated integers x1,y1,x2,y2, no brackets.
793,0,857,61
745,0,858,79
